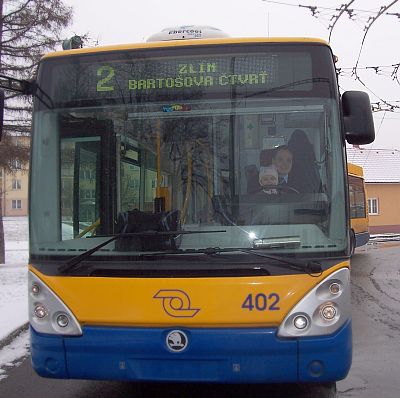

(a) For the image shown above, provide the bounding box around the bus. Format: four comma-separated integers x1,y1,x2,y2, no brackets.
348,163,369,255
2,26,375,390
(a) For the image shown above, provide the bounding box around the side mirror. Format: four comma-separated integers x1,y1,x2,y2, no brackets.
0,89,4,141
342,91,375,145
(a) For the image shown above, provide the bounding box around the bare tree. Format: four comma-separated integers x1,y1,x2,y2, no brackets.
0,0,73,263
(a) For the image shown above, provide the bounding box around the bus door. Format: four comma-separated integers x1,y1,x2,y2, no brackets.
60,119,115,239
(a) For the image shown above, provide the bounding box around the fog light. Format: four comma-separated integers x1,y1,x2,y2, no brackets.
56,314,69,328
31,283,40,295
329,282,341,295
293,315,308,330
34,304,48,319
320,304,337,320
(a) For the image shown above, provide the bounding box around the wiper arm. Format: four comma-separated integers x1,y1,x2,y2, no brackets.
59,230,226,274
237,248,322,274
138,246,322,275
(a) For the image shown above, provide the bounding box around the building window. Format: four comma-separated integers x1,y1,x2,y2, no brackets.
368,198,379,215
12,179,22,190
12,199,22,209
11,159,22,170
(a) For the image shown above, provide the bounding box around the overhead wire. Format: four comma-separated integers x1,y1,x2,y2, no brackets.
262,1,400,111
351,1,399,111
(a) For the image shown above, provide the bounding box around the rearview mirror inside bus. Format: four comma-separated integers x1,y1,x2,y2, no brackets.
342,91,375,145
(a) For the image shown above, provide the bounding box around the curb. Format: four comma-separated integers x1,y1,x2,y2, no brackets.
0,323,29,350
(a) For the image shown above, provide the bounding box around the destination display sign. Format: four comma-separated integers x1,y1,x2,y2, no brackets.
95,57,275,94
40,49,318,108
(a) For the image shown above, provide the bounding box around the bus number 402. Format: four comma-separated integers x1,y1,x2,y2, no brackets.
241,293,280,311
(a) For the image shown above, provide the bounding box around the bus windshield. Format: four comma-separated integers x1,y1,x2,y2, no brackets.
29,43,347,262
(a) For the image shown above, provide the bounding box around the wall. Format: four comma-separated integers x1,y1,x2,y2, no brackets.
366,183,400,233
2,169,29,217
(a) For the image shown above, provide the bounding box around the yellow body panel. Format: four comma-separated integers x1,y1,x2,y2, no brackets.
42,37,330,60
347,163,363,178
351,217,368,234
30,262,348,328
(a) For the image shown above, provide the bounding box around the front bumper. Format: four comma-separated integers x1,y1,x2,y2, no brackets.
30,320,351,382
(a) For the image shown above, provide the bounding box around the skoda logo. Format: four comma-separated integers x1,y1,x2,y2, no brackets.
166,330,188,352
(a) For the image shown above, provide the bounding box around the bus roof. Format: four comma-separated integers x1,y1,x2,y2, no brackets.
348,162,364,178
42,37,330,60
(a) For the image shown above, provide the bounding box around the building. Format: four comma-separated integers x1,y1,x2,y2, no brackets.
347,146,400,234
0,136,30,217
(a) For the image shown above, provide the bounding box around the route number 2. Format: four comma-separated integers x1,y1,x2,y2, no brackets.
96,66,115,92
241,293,280,311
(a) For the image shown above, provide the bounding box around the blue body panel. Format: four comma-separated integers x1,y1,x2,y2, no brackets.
30,321,352,383
355,232,370,248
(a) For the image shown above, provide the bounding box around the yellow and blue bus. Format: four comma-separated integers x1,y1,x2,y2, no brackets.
16,26,375,389
348,163,369,255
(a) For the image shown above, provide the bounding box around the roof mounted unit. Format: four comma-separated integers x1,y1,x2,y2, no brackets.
147,25,229,42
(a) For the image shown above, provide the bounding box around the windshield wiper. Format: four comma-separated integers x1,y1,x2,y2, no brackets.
144,246,322,274
58,230,226,274
237,248,322,274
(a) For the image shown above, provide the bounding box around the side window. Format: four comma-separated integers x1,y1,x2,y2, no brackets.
348,175,366,218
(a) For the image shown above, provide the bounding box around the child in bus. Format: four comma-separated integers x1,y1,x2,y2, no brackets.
272,145,293,186
259,165,278,194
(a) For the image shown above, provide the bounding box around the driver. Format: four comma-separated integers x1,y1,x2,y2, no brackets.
272,145,293,186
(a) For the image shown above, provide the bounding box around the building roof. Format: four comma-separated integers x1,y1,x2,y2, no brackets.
347,147,400,183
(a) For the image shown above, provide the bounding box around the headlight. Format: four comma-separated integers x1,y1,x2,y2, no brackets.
34,304,48,319
320,303,337,321
278,268,350,337
293,315,309,330
29,271,82,336
56,313,70,328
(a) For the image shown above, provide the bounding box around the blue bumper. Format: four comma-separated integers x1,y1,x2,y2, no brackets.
30,321,352,382
356,232,370,248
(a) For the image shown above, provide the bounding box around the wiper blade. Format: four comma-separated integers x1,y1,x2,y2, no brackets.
59,230,226,274
237,248,322,274
139,246,322,275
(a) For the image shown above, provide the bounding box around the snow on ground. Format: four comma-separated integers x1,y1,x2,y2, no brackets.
1,217,29,339
0,263,28,341
0,330,30,381
3,216,29,264
0,217,29,380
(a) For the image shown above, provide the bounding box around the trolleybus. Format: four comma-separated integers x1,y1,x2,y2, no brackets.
348,163,369,255
1,26,376,389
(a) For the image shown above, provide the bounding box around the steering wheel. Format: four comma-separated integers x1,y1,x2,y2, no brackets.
277,185,299,194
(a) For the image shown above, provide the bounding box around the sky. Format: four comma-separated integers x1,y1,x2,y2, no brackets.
58,0,400,149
